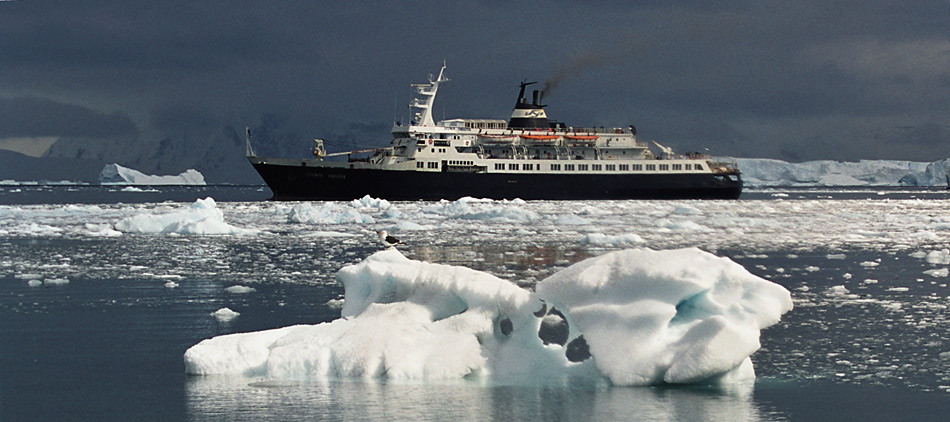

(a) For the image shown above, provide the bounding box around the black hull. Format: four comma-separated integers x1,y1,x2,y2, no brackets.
252,162,742,201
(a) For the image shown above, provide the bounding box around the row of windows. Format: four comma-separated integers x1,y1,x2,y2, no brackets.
491,162,705,172
495,163,541,171
423,162,704,171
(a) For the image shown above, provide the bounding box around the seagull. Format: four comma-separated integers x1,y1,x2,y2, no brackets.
376,230,402,248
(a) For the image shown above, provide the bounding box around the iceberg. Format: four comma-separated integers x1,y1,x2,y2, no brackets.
184,248,792,386
98,163,206,185
736,158,950,187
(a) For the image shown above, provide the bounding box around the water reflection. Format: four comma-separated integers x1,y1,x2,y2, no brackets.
186,376,781,421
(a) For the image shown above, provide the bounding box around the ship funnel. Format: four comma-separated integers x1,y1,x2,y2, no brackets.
509,81,550,129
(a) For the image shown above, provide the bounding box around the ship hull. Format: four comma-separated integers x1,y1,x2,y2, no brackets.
251,159,743,201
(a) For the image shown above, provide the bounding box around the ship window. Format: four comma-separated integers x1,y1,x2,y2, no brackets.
522,163,533,170
578,164,589,171
632,164,641,171
508,163,518,170
672,164,682,170
592,164,602,171
606,164,616,171
495,163,504,170
646,164,656,171
565,164,575,171
428,162,439,169
619,164,629,171
551,164,561,171
659,164,669,171
416,162,424,169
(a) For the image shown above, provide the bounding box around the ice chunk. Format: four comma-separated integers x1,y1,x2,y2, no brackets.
27,280,42,287
165,281,179,288
184,248,792,387
114,197,257,235
581,233,645,246
924,268,949,278
349,195,392,210
43,278,69,285
225,285,256,294
98,163,205,185
925,249,950,265
211,308,240,322
84,223,122,237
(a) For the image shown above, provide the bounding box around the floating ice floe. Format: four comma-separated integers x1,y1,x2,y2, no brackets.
923,268,949,278
184,248,792,386
225,285,256,294
287,203,375,225
114,198,257,235
44,277,70,285
924,249,950,265
581,233,645,246
421,197,538,223
211,308,240,322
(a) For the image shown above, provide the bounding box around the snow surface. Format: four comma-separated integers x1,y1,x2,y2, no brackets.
114,198,256,235
184,248,792,386
737,158,950,187
98,163,205,185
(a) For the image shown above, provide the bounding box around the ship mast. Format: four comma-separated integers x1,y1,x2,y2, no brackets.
408,63,448,127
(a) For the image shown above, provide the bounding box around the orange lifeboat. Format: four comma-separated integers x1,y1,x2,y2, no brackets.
520,134,560,145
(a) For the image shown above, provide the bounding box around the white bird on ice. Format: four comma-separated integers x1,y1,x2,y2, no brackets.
376,230,402,248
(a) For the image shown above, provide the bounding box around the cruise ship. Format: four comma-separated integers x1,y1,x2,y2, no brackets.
248,65,742,200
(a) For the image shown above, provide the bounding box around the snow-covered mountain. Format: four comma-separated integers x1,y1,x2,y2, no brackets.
736,158,950,187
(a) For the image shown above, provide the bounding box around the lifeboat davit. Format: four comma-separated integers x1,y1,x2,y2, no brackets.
477,134,518,145
564,134,598,146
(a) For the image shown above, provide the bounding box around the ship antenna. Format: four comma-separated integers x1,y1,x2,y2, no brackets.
244,126,256,158
408,62,449,127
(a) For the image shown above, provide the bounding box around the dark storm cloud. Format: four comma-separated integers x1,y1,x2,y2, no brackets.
0,96,137,139
1,0,948,163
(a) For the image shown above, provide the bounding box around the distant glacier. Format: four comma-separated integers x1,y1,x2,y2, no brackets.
736,158,950,187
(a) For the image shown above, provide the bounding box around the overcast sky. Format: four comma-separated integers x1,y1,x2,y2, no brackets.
2,0,949,162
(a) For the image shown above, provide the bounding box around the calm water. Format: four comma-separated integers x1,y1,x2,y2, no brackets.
1,185,948,421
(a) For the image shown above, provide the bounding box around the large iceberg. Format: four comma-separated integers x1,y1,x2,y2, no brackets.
736,158,950,187
98,163,206,185
184,248,792,386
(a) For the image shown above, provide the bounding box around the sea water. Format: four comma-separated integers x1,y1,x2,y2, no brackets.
0,185,948,421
